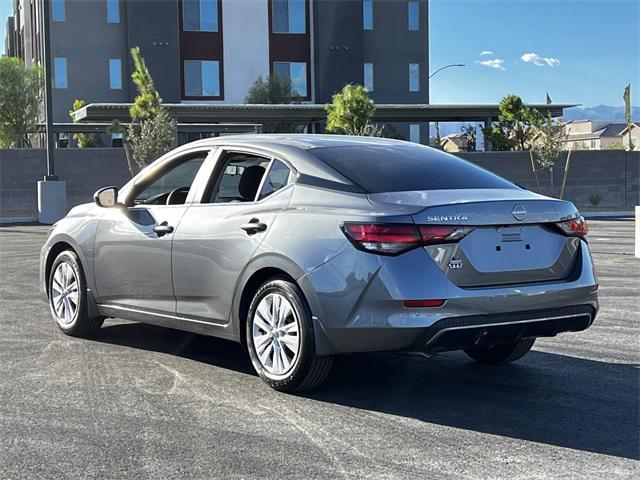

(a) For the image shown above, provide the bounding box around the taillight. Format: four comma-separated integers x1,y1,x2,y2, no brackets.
341,223,473,255
418,225,474,245
555,216,588,237
341,223,421,255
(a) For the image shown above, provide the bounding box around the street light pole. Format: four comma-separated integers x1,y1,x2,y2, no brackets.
37,0,66,224
427,64,465,147
428,63,466,80
41,0,56,181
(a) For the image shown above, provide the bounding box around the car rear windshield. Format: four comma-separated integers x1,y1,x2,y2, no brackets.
310,144,518,193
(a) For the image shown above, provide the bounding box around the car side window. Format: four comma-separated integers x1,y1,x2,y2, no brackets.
207,153,271,203
258,160,291,200
132,154,207,206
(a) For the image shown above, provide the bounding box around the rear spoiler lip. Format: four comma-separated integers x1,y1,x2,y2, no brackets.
367,188,556,209
366,190,581,225
408,200,579,227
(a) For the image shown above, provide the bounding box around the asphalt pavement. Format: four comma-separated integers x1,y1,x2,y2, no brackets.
0,220,638,479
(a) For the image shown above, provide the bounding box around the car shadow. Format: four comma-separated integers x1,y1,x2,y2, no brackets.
94,321,639,460
95,321,255,376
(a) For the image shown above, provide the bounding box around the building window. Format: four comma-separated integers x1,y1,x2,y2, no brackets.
52,0,65,22
111,133,124,148
107,0,120,23
184,60,220,97
109,58,122,89
57,133,69,148
272,0,306,34
274,62,307,97
53,57,67,89
183,0,218,32
409,63,420,92
410,124,420,143
363,0,373,30
364,63,374,92
408,1,419,31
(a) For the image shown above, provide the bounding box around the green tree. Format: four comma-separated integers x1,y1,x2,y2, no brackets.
245,75,293,104
124,47,176,170
484,94,542,151
69,99,100,148
245,75,303,133
532,113,568,195
325,84,382,136
460,124,477,151
0,57,42,148
128,109,176,169
533,114,565,167
129,46,162,123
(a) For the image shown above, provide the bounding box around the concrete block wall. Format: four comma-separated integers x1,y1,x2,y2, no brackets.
0,148,638,218
0,149,131,217
457,150,639,211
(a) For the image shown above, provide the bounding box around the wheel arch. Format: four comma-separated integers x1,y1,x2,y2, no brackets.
232,254,326,352
43,236,101,320
44,240,78,296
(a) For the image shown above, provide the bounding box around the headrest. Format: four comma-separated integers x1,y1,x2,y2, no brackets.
238,165,266,200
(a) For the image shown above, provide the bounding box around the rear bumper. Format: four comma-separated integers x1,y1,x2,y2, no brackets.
408,304,596,353
314,303,597,355
302,239,599,356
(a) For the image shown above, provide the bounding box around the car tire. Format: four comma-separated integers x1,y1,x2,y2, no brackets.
48,250,104,337
246,279,333,392
463,338,535,365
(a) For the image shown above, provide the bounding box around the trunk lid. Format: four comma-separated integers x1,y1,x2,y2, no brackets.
368,189,582,288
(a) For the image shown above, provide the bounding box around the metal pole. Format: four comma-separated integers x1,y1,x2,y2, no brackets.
428,64,465,80
428,64,465,146
41,0,57,180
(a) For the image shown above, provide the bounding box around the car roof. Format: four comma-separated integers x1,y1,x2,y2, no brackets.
184,134,407,151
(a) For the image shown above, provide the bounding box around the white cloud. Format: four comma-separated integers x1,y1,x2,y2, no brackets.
477,58,505,71
480,50,494,56
521,52,560,67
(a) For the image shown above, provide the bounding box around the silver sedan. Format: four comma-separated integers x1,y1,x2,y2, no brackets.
40,135,599,391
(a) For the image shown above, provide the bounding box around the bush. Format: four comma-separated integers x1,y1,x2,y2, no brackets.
325,84,378,135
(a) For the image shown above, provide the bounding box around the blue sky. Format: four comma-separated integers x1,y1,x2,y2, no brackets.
1,0,637,107
0,0,10,44
429,0,640,107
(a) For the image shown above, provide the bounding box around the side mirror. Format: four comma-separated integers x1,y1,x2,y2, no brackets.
94,186,119,208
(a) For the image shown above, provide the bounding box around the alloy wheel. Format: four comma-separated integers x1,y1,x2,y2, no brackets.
252,293,300,375
50,262,79,325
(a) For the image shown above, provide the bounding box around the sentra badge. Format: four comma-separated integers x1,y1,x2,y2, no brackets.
426,215,469,222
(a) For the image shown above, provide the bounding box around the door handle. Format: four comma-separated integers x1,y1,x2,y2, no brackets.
240,218,267,235
153,221,174,236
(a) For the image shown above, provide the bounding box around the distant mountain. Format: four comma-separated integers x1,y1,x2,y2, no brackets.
428,104,639,137
562,105,639,122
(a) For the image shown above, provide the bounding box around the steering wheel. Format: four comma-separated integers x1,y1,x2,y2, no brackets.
166,187,191,205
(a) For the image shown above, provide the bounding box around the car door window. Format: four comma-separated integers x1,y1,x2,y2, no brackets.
207,153,271,203
258,160,291,200
133,154,207,205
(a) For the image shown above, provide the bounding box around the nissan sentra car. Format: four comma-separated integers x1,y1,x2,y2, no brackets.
40,135,598,392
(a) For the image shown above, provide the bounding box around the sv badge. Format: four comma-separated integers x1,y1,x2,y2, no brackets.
448,258,463,270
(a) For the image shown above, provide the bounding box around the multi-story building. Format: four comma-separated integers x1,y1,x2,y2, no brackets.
5,0,429,142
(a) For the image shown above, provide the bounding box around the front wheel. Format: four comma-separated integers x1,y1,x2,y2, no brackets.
464,338,535,365
48,250,104,337
246,279,333,392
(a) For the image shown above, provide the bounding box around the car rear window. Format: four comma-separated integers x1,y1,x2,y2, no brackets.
310,144,518,193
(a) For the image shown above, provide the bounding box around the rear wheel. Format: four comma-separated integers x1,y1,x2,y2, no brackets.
48,250,104,337
246,279,333,392
463,338,535,365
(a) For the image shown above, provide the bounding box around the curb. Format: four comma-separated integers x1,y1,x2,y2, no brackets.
0,216,39,226
582,212,635,219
